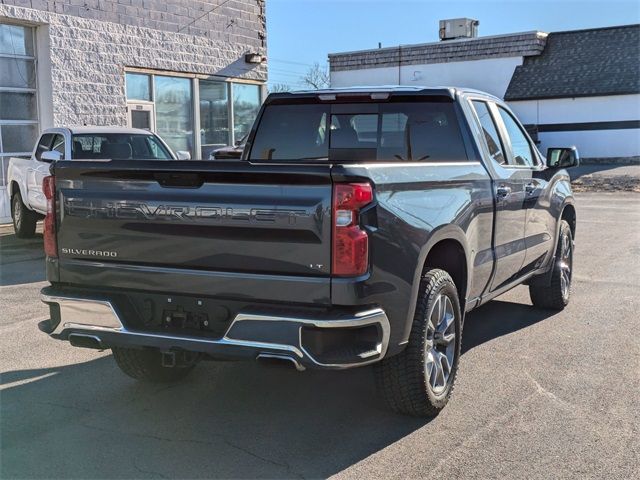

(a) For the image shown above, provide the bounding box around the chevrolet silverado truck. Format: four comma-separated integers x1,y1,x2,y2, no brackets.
39,87,578,416
7,127,189,238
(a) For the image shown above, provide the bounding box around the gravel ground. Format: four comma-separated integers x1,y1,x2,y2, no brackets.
570,164,640,192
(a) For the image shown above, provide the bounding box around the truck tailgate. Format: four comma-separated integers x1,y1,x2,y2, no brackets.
53,160,333,304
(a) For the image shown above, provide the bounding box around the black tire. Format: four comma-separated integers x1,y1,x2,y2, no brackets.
374,269,462,417
112,347,197,383
12,191,38,238
529,220,573,310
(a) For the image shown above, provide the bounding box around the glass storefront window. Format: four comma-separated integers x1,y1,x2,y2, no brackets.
233,83,261,141
154,75,193,156
125,71,263,159
126,73,151,102
0,92,37,120
0,23,34,56
1,23,38,181
1,124,38,153
199,80,229,159
0,57,36,89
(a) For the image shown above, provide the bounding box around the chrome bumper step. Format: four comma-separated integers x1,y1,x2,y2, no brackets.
40,292,390,370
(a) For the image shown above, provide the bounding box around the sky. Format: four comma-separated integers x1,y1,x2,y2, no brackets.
265,0,640,89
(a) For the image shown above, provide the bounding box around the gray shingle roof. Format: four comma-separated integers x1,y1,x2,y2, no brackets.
328,32,547,72
504,24,640,100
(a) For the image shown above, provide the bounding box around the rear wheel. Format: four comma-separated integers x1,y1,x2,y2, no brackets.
12,192,37,238
112,347,198,383
529,220,573,310
374,269,462,417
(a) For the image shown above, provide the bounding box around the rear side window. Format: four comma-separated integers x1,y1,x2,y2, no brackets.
248,101,468,162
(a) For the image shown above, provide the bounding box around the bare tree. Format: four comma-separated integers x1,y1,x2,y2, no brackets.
268,83,291,93
301,62,330,89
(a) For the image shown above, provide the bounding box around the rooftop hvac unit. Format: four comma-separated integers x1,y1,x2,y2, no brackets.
439,18,480,41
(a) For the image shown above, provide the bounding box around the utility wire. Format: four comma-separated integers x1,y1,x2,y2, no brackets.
268,58,316,67
177,0,232,34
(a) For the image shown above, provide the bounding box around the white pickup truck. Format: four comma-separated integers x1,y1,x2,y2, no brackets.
7,126,189,237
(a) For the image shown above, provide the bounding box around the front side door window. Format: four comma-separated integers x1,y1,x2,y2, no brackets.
495,106,536,167
35,133,54,161
470,99,528,291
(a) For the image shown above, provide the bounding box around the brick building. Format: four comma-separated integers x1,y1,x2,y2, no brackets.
0,0,267,220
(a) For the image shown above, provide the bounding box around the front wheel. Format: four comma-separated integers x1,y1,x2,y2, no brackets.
12,192,38,238
374,269,462,417
529,220,573,310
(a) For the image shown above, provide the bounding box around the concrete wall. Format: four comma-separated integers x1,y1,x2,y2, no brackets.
0,1,267,127
510,95,640,159
330,56,524,99
2,0,266,46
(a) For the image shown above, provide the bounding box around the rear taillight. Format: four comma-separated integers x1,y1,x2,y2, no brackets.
332,182,373,276
43,175,57,258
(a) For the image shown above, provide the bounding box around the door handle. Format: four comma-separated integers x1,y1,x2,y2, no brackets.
525,182,536,195
496,185,511,198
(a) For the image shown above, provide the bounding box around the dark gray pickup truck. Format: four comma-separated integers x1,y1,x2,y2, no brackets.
39,87,578,416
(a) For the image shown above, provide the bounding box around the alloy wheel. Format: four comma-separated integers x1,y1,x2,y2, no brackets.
425,294,456,394
13,198,22,230
559,231,573,301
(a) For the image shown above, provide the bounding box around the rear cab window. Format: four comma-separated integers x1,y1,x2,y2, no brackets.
72,134,173,160
248,97,468,163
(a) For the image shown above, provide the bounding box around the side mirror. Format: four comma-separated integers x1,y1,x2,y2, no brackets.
175,150,191,160
41,150,62,162
546,146,579,169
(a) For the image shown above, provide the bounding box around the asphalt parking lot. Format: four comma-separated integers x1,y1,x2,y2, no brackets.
1,192,638,479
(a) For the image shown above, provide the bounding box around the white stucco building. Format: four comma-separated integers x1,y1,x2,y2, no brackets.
329,23,640,163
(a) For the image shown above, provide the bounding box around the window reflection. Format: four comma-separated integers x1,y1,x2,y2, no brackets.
199,80,229,159
126,73,151,102
154,75,193,156
233,83,261,141
0,24,34,56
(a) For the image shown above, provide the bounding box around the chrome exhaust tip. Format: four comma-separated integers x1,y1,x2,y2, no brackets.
256,353,305,372
68,333,103,350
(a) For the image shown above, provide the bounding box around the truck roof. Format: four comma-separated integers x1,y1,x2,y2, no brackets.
266,85,501,103
44,126,154,135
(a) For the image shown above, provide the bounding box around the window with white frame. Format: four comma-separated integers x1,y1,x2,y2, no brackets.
0,23,39,187
125,71,262,160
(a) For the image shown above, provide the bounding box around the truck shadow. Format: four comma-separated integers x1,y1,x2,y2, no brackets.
1,298,556,479
0,231,45,286
462,298,554,354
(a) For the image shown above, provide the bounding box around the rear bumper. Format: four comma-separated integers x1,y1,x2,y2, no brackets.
40,290,390,370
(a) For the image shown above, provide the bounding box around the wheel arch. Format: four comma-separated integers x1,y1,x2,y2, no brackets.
561,202,576,240
400,225,471,345
9,180,22,200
